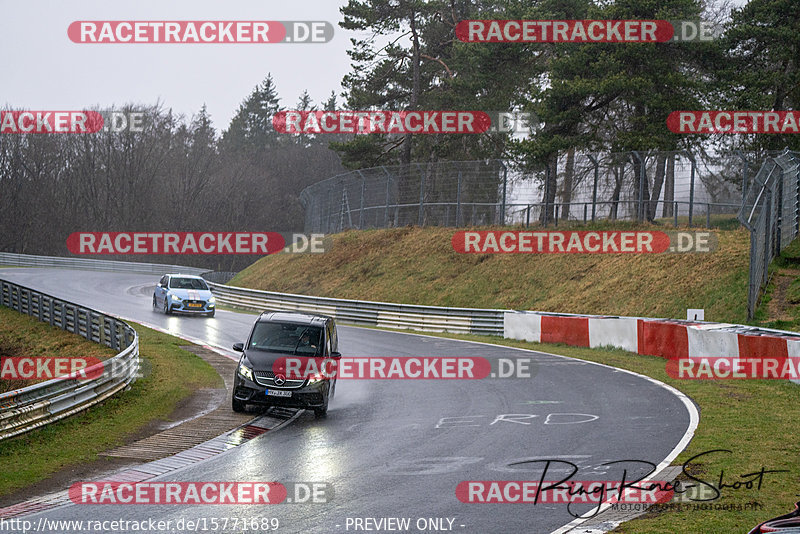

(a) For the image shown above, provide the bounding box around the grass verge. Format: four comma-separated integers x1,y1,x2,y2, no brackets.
368,327,799,534
230,225,751,324
0,309,222,497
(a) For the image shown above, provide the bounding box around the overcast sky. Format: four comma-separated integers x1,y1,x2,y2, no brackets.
0,0,355,132
0,1,750,134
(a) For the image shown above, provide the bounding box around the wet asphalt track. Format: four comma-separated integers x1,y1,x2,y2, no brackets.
0,268,696,534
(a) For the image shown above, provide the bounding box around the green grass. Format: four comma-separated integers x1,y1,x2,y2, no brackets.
0,311,222,497
0,307,116,393
230,225,752,324
380,328,799,534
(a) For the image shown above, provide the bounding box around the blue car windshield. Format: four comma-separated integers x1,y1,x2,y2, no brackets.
249,322,322,356
169,277,209,290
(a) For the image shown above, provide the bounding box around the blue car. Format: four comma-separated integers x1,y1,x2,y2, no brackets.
152,274,216,317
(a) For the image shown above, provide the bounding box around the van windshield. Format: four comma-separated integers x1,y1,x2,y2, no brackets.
249,322,322,356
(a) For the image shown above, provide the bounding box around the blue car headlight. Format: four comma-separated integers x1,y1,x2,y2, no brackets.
170,294,181,302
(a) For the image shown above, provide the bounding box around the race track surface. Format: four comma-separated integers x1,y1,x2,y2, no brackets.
0,268,696,534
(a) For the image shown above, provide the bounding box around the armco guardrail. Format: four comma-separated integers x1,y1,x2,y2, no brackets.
0,252,206,276
0,280,140,441
208,283,505,335
3,252,798,380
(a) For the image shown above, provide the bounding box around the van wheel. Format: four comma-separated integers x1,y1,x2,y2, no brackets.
232,397,246,413
314,405,328,418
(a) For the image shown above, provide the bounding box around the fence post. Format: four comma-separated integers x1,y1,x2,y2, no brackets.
587,154,599,223
501,165,507,226
632,151,645,221
526,205,531,227
456,171,462,227
418,165,425,227
357,171,366,230
764,187,772,287
674,202,678,227
776,167,784,254
736,150,749,199
382,167,391,228
543,163,551,227
706,203,711,229
685,150,697,227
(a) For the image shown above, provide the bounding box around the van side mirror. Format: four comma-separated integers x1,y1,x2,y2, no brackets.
331,351,341,359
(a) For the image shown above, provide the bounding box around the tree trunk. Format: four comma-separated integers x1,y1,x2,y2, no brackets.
540,152,558,224
662,154,675,217
560,147,575,220
648,153,666,221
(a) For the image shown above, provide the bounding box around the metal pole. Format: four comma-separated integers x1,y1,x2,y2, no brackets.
554,204,559,227
674,201,678,227
684,151,697,227
418,165,425,227
543,163,549,227
632,151,645,222
706,203,711,229
501,165,507,226
764,187,772,286
735,150,749,200
382,166,391,228
358,172,366,229
776,168,784,253
526,205,531,227
456,171,462,227
587,154,599,222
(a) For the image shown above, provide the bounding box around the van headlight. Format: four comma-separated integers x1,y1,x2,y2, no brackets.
238,363,254,381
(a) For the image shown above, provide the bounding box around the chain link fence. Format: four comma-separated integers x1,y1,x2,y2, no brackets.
738,150,800,319
300,160,508,232
300,151,751,233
